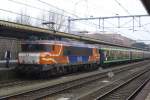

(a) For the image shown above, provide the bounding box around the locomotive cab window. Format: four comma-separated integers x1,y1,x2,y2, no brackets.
21,44,52,52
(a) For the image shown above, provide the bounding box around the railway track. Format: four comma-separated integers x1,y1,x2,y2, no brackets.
42,61,150,100
77,65,150,100
0,79,29,88
95,69,150,100
0,79,49,90
0,60,149,100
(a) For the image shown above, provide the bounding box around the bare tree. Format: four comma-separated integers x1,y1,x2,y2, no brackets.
55,14,66,31
15,10,31,25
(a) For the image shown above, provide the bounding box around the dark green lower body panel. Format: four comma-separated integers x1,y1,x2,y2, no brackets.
104,58,143,64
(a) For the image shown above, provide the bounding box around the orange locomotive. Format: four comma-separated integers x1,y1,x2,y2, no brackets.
17,40,100,77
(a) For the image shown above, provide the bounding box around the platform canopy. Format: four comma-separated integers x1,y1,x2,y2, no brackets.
0,20,144,50
141,0,150,14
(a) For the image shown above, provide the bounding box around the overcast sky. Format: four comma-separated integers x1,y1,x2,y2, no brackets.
41,0,147,16
0,0,150,44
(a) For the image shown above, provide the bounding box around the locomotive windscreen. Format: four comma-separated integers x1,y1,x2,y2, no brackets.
21,44,52,52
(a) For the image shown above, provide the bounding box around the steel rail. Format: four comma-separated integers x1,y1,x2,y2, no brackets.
125,78,150,100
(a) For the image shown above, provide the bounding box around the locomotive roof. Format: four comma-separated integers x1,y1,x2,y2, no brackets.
21,40,98,48
21,40,150,52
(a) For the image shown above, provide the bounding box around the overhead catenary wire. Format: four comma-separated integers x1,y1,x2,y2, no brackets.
8,0,68,18
9,0,107,32
114,0,150,37
114,0,131,15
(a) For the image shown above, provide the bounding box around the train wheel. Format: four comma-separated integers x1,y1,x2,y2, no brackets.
51,67,57,76
63,66,67,75
46,70,52,77
68,66,73,73
56,67,63,76
72,66,77,72
82,64,88,71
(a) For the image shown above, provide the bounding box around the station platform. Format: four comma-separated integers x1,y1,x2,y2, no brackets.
134,79,150,100
0,60,17,81
0,60,17,69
